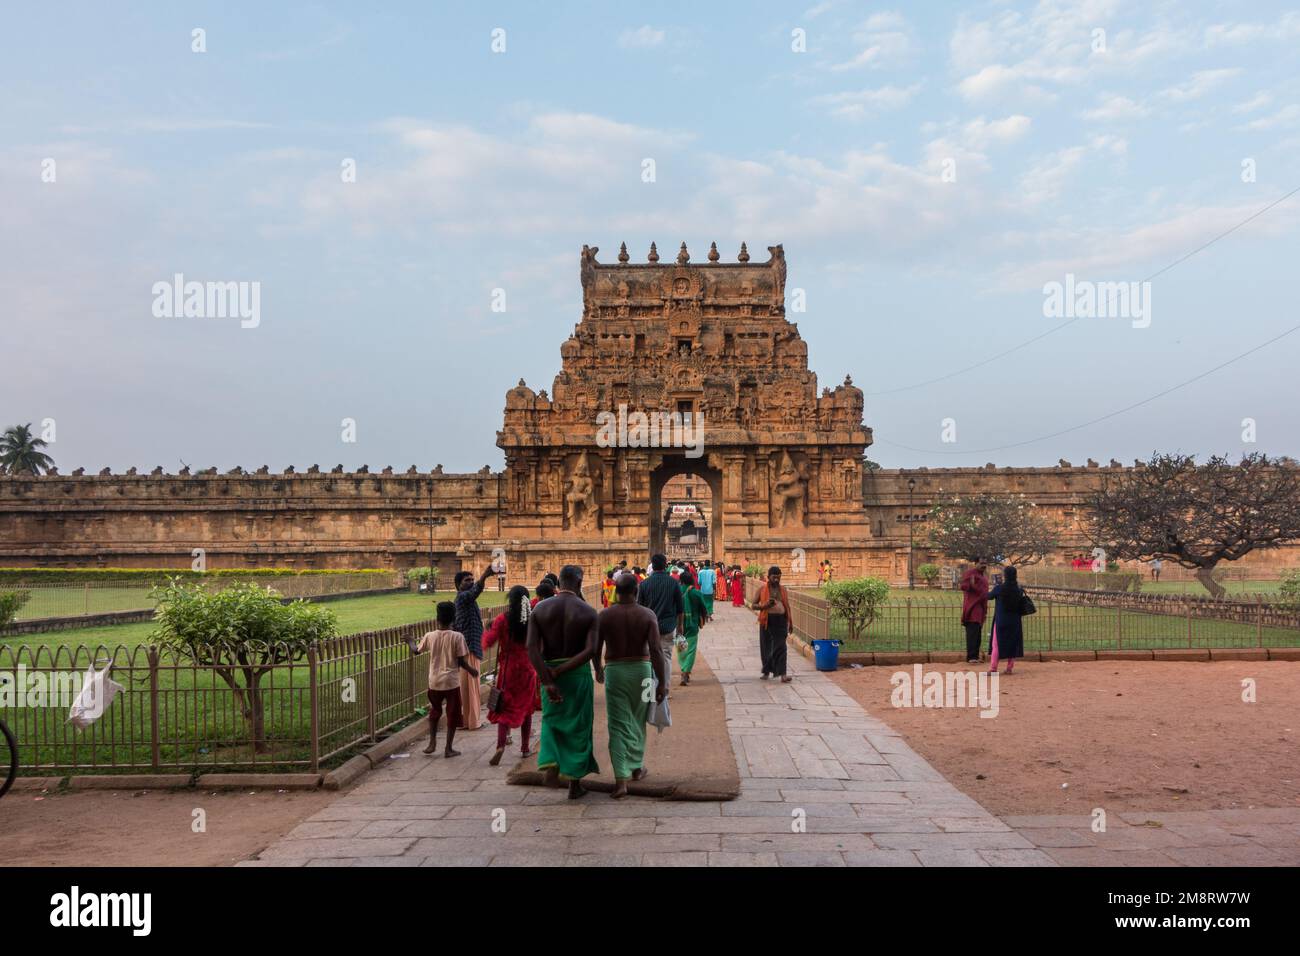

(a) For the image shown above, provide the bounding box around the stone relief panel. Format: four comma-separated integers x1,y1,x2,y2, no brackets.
769,449,811,529
563,450,602,532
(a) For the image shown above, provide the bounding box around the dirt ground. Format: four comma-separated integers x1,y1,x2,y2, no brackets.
0,786,337,866
831,660,1300,816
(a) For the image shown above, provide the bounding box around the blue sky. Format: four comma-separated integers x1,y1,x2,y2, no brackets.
3,1,1299,473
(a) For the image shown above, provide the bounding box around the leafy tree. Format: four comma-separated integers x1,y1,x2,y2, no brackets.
0,423,55,475
822,577,890,643
151,580,337,752
0,590,31,629
928,494,1056,566
1277,570,1300,610
1090,452,1300,599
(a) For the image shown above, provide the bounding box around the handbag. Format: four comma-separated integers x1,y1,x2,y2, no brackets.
1020,589,1037,616
486,639,506,712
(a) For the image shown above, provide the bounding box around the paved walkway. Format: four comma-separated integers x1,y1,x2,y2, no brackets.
244,603,1297,866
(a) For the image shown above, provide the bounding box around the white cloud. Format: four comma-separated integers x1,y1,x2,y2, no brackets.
1232,92,1272,114
1157,68,1242,102
618,25,665,49
1081,95,1148,121
962,114,1033,149
811,83,920,119
1239,104,1300,131
994,199,1299,291
949,2,1204,104
1205,12,1300,46
830,11,913,71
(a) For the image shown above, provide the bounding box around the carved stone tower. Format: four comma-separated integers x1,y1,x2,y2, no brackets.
495,243,874,570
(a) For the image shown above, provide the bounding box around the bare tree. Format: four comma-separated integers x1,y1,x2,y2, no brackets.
1090,452,1300,599
928,494,1057,566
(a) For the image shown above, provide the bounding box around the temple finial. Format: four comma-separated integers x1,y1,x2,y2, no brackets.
708,241,720,262
677,242,690,264
618,242,629,263
738,242,750,262
647,242,659,263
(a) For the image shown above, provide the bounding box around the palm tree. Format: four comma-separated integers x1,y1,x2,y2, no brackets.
0,423,55,475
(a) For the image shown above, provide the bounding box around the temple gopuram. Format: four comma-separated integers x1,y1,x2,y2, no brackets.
3,242,1296,583
496,240,874,574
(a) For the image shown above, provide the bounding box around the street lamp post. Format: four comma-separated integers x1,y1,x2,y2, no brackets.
907,476,916,590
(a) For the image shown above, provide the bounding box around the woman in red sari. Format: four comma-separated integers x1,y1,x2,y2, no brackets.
484,585,540,766
731,565,746,607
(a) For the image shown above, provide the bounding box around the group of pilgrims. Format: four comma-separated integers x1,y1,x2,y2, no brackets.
410,555,776,799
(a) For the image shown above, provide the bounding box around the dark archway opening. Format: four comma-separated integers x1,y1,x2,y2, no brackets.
649,459,723,561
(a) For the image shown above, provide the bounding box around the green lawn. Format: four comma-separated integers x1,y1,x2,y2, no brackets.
2,589,511,774
795,587,1300,652
6,590,507,651
15,586,155,621
1130,579,1280,596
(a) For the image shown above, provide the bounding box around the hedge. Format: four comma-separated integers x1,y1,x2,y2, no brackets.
0,567,391,584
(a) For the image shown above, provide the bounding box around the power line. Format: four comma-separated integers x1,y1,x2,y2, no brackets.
872,321,1300,456
865,185,1300,397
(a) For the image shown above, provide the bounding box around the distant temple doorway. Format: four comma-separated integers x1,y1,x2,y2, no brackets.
649,460,722,561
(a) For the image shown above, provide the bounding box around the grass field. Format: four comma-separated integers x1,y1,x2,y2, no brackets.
796,587,1300,652
1121,579,1281,596
5,590,508,651
14,586,156,620
1,590,512,774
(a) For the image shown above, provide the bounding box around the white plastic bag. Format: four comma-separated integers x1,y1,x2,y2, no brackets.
68,665,124,729
645,675,671,733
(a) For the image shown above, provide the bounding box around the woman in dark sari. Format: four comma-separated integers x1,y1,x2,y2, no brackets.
986,564,1026,675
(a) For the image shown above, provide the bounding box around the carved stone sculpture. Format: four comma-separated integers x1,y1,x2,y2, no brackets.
771,450,808,528
565,452,600,531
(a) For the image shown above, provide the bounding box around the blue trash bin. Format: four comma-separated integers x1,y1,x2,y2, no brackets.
811,639,841,671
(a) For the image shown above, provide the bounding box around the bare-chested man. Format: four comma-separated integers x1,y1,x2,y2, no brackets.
595,573,666,798
527,564,599,799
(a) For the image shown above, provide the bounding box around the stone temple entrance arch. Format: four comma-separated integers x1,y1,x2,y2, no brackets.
493,241,875,580
649,457,723,559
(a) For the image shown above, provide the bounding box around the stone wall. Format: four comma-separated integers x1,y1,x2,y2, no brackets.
0,470,501,572
6,463,1297,582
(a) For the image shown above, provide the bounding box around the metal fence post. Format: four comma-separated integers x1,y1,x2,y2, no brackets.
1116,604,1122,650
906,598,912,652
1186,598,1192,648
409,626,418,709
366,634,377,742
1256,595,1263,648
308,643,320,773
147,647,161,770
1047,599,1053,652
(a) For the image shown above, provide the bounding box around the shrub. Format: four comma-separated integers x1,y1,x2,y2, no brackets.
745,564,764,578
405,566,441,587
151,580,337,752
823,577,890,643
917,563,941,586
0,589,32,628
1279,570,1300,610
0,567,388,585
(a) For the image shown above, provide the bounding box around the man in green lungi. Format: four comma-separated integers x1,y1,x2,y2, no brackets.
676,567,710,686
527,565,600,799
595,572,666,798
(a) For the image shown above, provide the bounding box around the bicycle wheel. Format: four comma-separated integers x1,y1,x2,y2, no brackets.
0,718,16,798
